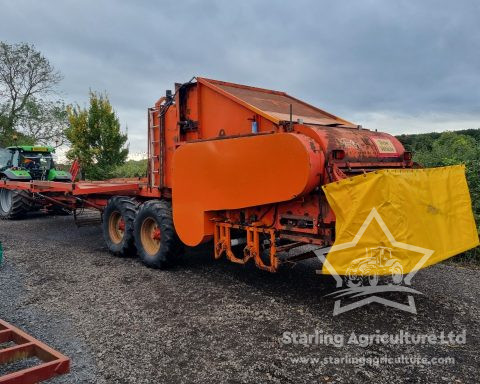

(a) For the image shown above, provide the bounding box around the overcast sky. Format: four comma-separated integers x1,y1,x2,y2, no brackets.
1,0,479,157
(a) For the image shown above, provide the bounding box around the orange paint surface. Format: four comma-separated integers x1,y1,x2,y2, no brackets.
172,133,323,245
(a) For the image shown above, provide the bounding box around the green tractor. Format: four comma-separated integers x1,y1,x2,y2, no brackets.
0,145,72,219
0,145,72,182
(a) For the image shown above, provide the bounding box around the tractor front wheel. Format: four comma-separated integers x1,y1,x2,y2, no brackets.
102,196,139,257
134,200,181,269
0,189,31,219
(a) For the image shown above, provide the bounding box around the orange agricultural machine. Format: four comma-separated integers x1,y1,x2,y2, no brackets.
146,77,413,270
0,77,477,272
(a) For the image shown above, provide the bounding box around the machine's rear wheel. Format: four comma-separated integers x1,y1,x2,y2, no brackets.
0,189,31,219
102,196,139,257
134,200,181,269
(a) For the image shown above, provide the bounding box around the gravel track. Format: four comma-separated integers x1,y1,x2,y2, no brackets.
0,213,479,383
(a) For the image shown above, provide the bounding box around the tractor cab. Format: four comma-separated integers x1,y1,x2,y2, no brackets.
0,148,10,170
0,145,72,181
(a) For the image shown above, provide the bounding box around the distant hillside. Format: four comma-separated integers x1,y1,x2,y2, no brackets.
396,128,480,152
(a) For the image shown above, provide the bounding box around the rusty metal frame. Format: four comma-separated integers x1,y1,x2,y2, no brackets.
214,222,252,265
246,226,278,272
0,319,69,384
213,222,279,272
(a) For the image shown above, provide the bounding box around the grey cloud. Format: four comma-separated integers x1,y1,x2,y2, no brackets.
1,0,479,154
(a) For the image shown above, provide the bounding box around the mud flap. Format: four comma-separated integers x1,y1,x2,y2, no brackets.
321,165,479,275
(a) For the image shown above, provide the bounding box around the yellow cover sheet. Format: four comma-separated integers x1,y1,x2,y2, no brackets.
322,165,479,275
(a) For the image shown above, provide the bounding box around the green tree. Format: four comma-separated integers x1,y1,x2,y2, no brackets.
0,41,65,146
19,98,68,145
66,92,128,180
414,132,480,263
112,159,147,178
415,132,480,215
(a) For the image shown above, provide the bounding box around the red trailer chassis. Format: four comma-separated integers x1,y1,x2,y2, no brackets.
0,178,148,211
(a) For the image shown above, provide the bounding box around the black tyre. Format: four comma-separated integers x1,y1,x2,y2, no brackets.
0,189,31,219
134,200,181,269
102,196,139,257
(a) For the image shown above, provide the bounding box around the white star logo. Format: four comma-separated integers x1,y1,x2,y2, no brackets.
315,207,434,316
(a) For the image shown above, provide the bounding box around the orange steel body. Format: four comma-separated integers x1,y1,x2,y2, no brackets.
0,77,412,271
156,78,411,252
173,132,323,245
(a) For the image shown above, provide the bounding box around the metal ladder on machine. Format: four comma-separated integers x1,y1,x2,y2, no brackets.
147,107,157,188
148,98,166,190
0,319,70,384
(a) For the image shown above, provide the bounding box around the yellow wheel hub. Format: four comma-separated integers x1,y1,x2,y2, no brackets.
141,217,161,256
108,211,125,244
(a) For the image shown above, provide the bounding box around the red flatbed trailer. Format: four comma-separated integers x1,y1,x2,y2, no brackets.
0,179,144,195
0,179,145,217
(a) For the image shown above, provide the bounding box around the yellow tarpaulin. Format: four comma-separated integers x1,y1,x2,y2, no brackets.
322,165,479,276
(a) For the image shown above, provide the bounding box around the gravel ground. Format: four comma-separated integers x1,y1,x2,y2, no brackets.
0,212,479,383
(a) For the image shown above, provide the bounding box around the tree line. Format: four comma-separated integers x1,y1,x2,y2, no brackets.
397,130,480,263
0,41,130,179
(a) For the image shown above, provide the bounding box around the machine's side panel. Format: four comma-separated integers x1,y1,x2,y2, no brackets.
178,84,200,142
172,133,323,246
197,82,278,139
164,106,179,189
